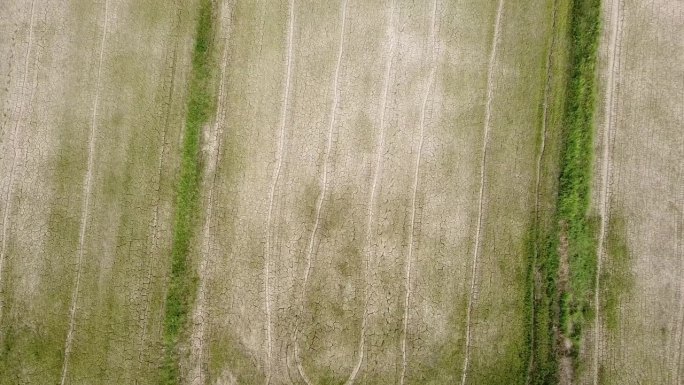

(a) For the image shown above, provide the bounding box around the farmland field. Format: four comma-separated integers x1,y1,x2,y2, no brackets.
583,0,684,384
0,0,681,384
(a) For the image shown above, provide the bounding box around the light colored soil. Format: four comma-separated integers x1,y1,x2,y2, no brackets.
345,2,396,383
0,0,194,384
459,0,504,383
0,0,577,384
0,0,36,329
198,0,556,384
399,0,438,384
262,0,294,381
293,2,350,383
59,2,110,383
587,0,684,384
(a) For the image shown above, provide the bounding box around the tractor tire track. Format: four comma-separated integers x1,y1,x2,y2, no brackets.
294,1,348,383
460,0,504,383
0,0,36,328
593,0,623,383
263,0,295,383
345,4,395,384
399,2,438,384
60,1,110,384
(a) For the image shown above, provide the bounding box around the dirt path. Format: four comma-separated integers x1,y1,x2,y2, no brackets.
60,1,111,384
293,1,348,383
460,1,504,383
398,2,438,384
345,5,395,385
263,0,295,382
0,0,35,329
593,0,623,383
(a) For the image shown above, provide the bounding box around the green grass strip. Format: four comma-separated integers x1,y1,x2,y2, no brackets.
160,1,216,384
556,0,601,347
527,0,602,382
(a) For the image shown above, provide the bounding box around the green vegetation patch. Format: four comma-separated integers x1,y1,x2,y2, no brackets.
555,0,602,347
160,0,217,383
527,0,603,381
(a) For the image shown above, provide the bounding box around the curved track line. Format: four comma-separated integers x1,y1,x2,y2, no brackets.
460,1,504,383
0,0,36,328
399,2,438,384
526,1,559,381
294,1,348,383
264,1,295,383
60,1,110,384
345,6,395,385
593,0,622,383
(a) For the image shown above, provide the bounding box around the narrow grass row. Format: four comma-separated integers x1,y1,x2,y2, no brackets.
555,0,602,349
160,1,216,384
527,0,602,382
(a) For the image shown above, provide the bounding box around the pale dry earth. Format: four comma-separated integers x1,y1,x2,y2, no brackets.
585,0,684,384
0,0,578,384
0,0,197,383
192,0,553,384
